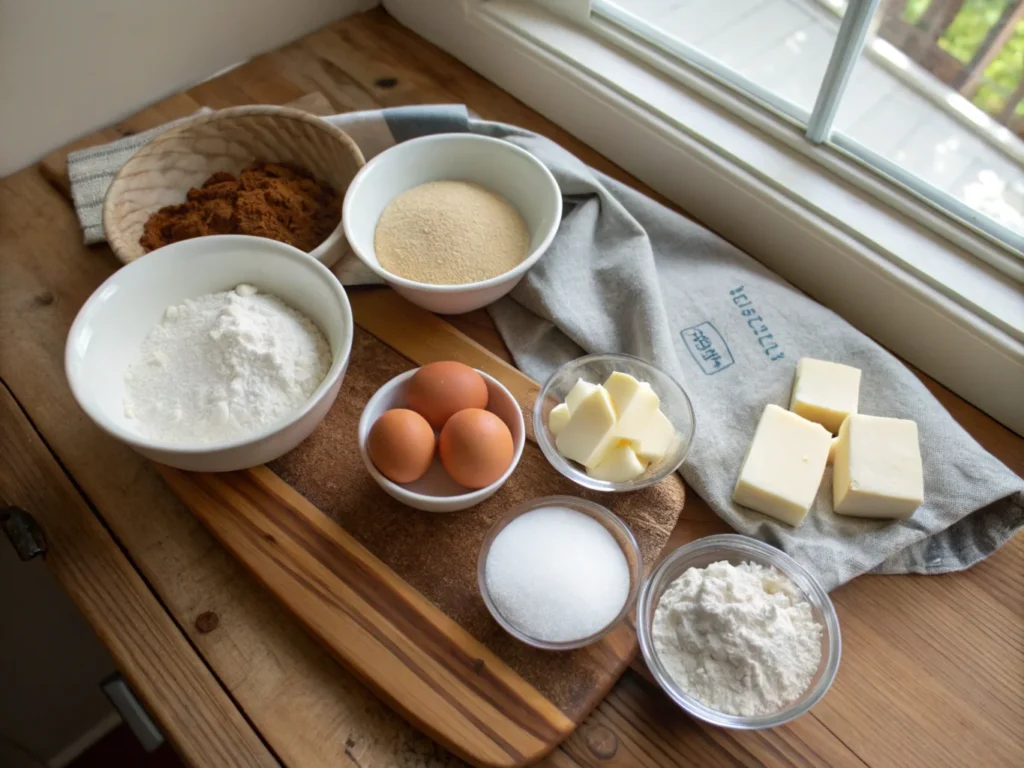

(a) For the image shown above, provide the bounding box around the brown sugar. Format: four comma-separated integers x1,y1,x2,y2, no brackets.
140,161,341,253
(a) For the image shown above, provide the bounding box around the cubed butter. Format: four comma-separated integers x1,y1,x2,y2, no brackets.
555,386,618,468
833,414,923,519
587,443,647,482
548,403,571,435
790,358,862,434
565,379,598,413
604,372,660,418
733,404,831,526
620,408,676,464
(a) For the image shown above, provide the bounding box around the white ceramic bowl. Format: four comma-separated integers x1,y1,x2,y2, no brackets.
65,235,354,472
343,133,562,314
357,368,526,512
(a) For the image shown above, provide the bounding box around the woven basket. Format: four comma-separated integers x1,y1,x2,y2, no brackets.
103,105,364,266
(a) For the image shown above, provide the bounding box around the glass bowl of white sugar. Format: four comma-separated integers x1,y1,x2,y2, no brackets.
478,496,643,650
637,535,841,729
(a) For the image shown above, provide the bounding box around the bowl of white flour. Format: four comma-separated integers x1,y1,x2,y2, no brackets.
66,235,353,471
636,534,841,729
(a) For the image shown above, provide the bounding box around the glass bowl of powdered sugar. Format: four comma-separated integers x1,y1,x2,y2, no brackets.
637,534,841,729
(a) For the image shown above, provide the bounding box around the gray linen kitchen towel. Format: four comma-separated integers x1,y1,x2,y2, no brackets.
479,119,1024,590
70,104,1024,590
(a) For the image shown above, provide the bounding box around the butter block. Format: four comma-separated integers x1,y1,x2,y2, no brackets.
565,379,598,414
833,414,923,519
555,386,618,468
587,444,647,482
548,403,571,435
621,408,676,464
790,358,862,434
733,404,831,526
604,372,659,418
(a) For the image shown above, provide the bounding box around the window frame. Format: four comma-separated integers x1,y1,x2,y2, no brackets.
592,0,1024,261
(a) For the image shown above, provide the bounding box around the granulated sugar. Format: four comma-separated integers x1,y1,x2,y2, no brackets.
374,180,530,285
484,506,630,643
124,284,331,443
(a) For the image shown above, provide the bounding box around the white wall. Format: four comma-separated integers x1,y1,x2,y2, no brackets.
0,0,378,176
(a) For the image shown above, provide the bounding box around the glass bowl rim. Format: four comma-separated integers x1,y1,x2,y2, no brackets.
477,494,644,651
532,352,697,492
636,533,842,729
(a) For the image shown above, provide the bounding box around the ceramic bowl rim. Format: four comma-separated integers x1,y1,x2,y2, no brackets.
356,366,527,505
64,235,354,455
342,132,562,292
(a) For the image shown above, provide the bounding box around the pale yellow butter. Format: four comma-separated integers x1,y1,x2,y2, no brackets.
621,408,676,464
833,414,923,519
733,404,832,526
587,444,647,482
790,358,862,434
565,379,598,413
555,386,618,468
604,372,659,418
548,403,571,435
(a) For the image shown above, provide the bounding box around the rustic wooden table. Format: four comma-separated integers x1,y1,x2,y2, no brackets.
1,9,1021,768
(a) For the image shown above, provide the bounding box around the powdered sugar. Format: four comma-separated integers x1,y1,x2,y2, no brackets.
124,285,331,444
652,560,822,716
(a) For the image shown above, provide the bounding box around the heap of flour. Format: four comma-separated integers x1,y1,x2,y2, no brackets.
652,560,823,716
124,284,331,443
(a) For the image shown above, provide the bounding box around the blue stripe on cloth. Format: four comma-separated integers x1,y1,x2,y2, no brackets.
381,105,469,143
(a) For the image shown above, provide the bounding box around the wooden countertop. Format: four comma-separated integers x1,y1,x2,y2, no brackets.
1,8,1021,768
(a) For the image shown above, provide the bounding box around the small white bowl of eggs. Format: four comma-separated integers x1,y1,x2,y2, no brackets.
357,361,525,512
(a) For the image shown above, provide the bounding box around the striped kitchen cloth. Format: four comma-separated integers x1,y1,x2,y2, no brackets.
66,104,470,285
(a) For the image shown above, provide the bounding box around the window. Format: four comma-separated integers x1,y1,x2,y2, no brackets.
594,0,1024,252
385,0,1024,431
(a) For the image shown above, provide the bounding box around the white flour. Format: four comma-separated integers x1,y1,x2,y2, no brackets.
652,560,822,716
124,284,331,443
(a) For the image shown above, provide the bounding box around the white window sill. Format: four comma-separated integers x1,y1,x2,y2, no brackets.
383,0,1024,434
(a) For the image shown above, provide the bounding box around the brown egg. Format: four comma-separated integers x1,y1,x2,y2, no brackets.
406,361,489,430
439,408,514,489
367,409,436,484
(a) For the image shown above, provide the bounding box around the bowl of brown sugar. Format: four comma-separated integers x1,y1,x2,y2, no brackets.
343,133,562,315
103,105,365,267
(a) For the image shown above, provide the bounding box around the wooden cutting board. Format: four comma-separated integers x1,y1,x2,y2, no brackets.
160,290,688,767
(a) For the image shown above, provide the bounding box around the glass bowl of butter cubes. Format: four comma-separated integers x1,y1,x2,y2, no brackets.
534,353,695,492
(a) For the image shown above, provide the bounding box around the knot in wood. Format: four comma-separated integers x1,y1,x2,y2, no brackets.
194,611,220,633
583,724,618,759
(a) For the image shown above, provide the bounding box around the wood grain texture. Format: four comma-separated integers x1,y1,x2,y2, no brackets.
103,104,364,265
5,7,1022,768
0,384,279,768
160,465,575,768
4,152,484,768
